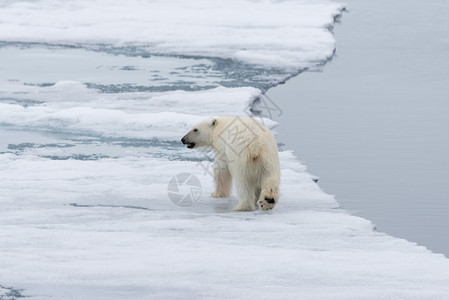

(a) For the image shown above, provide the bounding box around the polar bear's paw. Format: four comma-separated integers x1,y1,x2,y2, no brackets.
257,197,276,210
233,203,255,211
211,191,230,198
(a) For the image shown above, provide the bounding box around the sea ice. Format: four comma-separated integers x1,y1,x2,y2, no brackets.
1,1,449,299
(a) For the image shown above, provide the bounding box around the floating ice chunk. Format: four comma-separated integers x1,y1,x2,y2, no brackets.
0,0,344,69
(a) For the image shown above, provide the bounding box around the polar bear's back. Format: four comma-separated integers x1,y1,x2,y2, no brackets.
214,116,279,172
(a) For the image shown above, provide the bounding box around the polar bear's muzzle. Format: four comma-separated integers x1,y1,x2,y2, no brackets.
181,135,195,149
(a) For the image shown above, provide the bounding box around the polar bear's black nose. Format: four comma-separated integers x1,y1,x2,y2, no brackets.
181,136,187,144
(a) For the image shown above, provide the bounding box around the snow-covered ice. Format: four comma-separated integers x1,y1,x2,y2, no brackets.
0,0,342,70
2,151,449,299
1,0,449,299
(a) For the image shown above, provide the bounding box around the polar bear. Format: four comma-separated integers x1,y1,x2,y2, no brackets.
181,116,280,211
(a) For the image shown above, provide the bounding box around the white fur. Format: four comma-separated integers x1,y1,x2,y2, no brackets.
182,117,280,211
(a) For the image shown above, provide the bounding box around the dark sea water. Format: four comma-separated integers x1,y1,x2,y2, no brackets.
268,0,449,256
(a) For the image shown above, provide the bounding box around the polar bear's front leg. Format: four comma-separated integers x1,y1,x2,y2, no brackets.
211,167,232,198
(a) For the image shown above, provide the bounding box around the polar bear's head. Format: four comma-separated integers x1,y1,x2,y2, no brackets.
181,118,217,149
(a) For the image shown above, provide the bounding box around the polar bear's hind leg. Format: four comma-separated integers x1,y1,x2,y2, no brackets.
233,178,257,211
257,177,279,210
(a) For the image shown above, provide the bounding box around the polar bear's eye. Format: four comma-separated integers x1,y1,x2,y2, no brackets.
193,128,198,132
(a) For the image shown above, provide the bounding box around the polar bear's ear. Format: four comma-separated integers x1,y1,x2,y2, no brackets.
211,118,217,127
